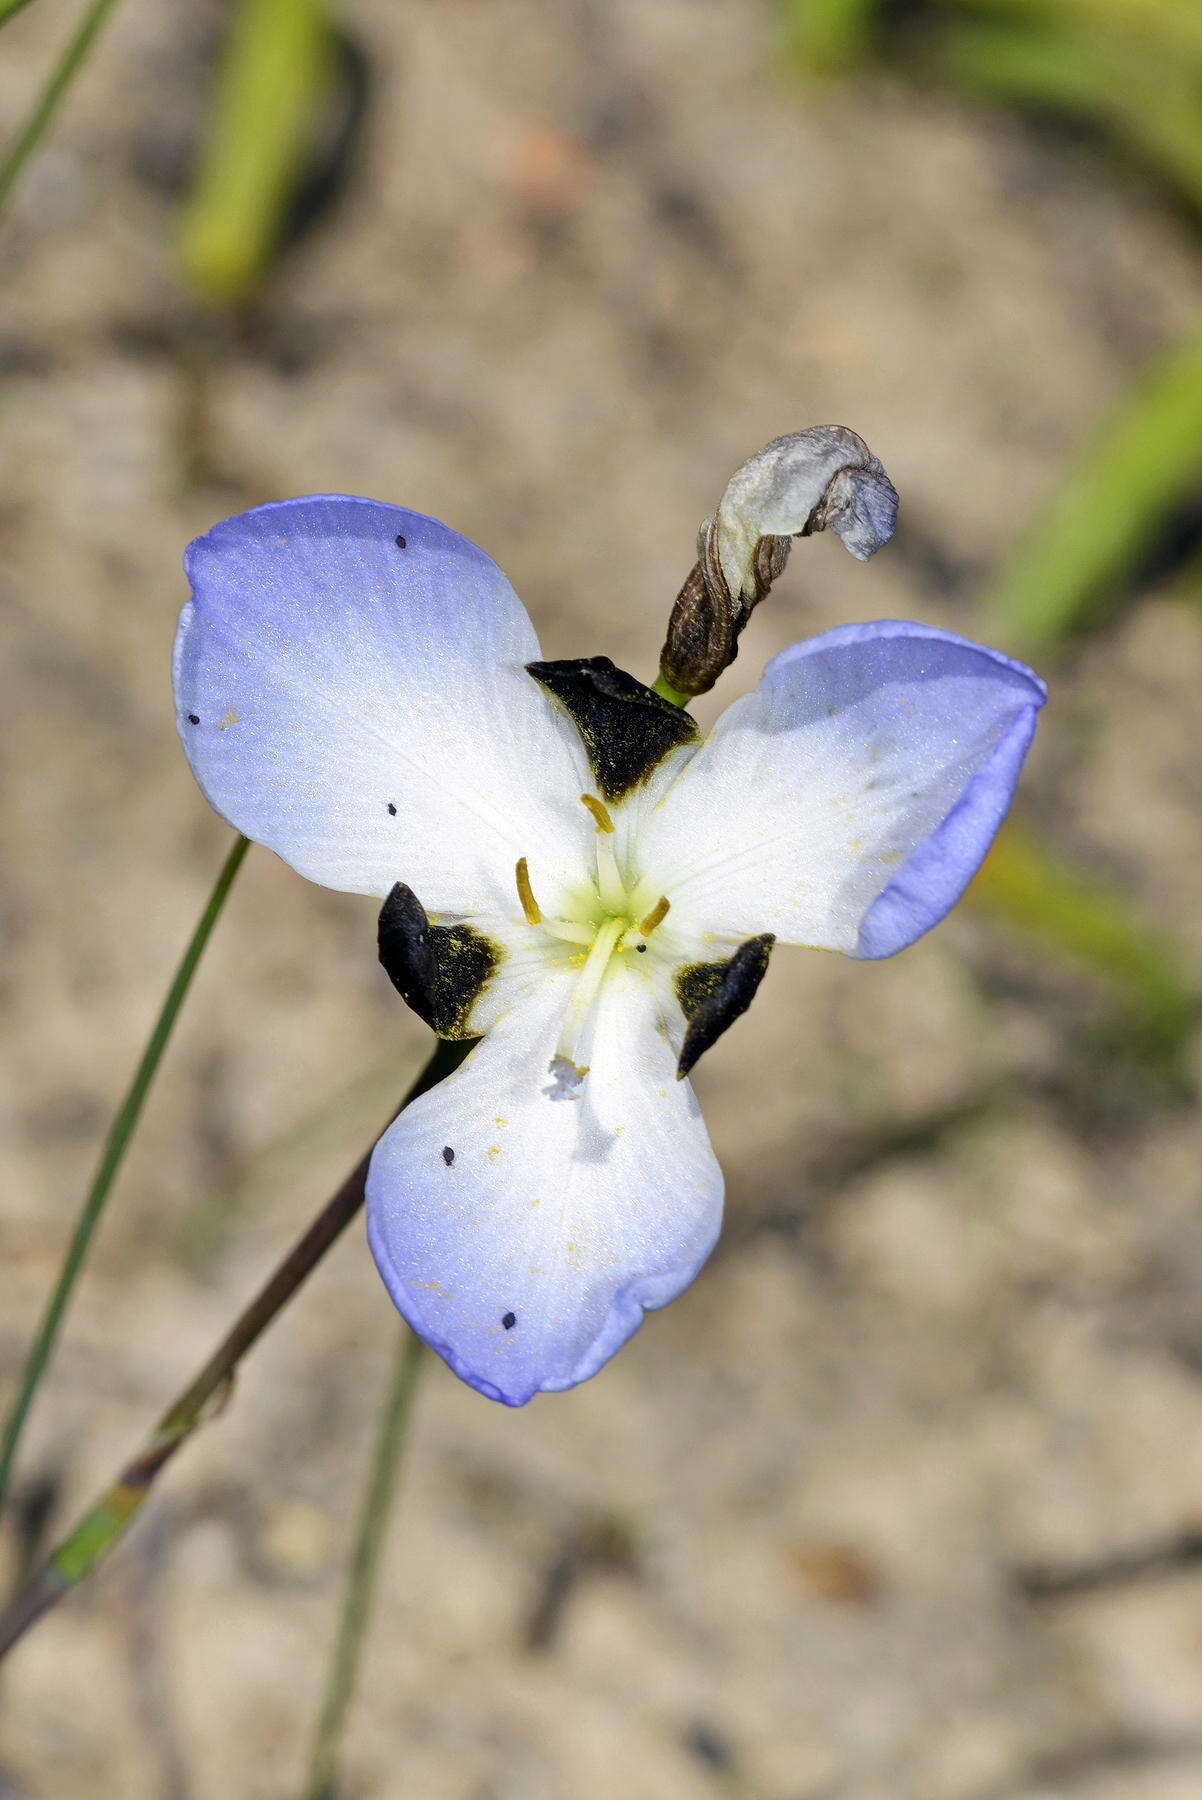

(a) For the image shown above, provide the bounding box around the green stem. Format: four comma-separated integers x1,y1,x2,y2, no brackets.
303,1326,425,1800
0,0,40,28
652,673,692,709
0,834,251,1516
0,0,122,219
0,1037,467,1663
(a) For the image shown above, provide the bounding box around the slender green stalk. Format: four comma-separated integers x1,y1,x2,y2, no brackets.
0,835,250,1515
0,0,40,28
0,1037,467,1663
651,672,692,709
303,1326,425,1800
0,0,122,219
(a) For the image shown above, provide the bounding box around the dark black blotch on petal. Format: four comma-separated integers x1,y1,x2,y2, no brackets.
378,883,498,1039
187,713,200,725
394,533,407,549
442,1145,455,1166
502,1311,516,1330
387,802,397,815
675,935,775,1079
526,656,698,801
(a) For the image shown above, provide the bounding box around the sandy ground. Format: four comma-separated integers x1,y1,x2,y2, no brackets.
3,1,1202,1796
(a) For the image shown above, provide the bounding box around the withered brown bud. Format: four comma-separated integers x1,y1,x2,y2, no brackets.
660,560,734,702
658,426,898,700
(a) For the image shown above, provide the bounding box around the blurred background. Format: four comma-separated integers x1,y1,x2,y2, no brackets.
3,0,1202,1795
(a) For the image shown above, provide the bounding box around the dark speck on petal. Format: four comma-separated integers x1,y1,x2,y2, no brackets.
387,802,397,815
442,1145,455,1165
636,943,647,952
394,533,407,549
187,714,200,725
502,1311,516,1330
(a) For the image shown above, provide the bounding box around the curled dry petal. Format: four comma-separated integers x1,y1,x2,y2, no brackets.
711,426,899,608
659,426,899,698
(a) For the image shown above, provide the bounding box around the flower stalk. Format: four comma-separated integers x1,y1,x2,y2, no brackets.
0,1035,468,1664
0,0,122,218
0,833,251,1516
302,1324,425,1800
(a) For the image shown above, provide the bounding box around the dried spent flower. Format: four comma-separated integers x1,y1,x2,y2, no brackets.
659,426,899,698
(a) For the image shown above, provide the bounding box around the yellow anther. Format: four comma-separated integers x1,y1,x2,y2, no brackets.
638,896,671,936
515,856,542,926
579,793,615,834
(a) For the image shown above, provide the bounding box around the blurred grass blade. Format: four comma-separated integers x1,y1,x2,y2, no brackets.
970,824,1195,1048
178,0,333,309
0,836,250,1516
303,1327,424,1800
930,17,1202,219
783,0,880,74
797,2,1202,648
980,313,1202,652
0,1,41,28
937,0,1202,62
0,0,120,220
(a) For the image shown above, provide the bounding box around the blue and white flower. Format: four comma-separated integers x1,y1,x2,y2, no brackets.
174,492,1044,1405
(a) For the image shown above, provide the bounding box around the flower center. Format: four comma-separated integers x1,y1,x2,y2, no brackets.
515,793,671,1093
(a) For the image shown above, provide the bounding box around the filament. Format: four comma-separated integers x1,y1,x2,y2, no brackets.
557,916,624,1061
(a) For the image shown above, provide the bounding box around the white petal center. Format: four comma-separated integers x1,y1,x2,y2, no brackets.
518,792,674,1092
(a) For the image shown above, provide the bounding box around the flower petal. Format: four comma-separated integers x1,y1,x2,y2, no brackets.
366,961,723,1405
635,621,1045,957
174,496,591,912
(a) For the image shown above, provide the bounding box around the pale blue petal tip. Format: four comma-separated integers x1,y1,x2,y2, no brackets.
367,1198,721,1407
854,702,1041,959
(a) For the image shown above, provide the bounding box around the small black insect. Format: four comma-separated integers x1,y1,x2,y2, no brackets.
387,802,397,815
636,943,647,953
442,1146,455,1166
187,713,200,725
501,1311,516,1330
394,533,407,549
